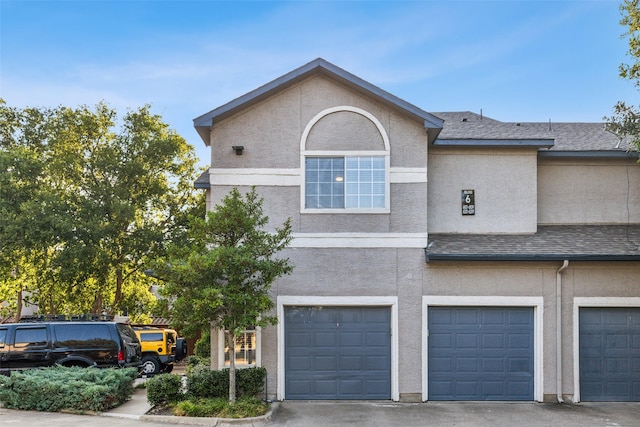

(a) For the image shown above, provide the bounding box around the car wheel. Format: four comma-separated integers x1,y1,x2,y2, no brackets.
140,356,160,375
163,364,174,373
176,338,187,361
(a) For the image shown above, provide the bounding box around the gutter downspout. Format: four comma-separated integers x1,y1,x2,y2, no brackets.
556,260,569,403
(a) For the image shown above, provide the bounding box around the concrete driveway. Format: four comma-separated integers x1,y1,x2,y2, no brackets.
265,401,640,427
2,400,639,426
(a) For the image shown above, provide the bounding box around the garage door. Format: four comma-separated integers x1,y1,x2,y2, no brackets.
428,306,534,401
579,307,640,401
284,306,391,400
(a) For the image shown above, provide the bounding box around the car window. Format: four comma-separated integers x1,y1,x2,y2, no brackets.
116,324,139,341
14,327,47,348
139,332,164,342
0,328,7,348
53,324,114,348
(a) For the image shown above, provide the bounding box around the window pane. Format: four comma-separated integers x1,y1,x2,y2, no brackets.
306,157,319,169
305,157,344,208
344,156,385,208
372,157,385,168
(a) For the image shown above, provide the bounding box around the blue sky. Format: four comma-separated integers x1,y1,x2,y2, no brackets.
1,0,637,168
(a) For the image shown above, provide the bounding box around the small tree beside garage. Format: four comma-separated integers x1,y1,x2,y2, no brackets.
156,187,293,402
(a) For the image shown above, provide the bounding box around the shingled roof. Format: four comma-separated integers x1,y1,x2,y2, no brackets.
425,224,640,262
432,111,637,154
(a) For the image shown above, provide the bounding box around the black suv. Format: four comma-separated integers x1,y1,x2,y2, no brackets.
0,321,142,375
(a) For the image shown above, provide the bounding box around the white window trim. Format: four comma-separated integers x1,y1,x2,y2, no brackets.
571,297,640,403
217,327,262,368
300,106,391,214
422,296,544,402
277,296,399,401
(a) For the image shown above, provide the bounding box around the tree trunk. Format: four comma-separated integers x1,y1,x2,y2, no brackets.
227,332,237,403
15,288,22,320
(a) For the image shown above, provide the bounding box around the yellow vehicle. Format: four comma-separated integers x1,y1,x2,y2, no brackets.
133,326,187,375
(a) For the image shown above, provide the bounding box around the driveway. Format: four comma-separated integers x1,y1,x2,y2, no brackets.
2,400,639,426
265,401,640,427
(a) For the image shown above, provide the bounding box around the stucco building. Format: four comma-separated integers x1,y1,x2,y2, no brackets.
194,59,640,403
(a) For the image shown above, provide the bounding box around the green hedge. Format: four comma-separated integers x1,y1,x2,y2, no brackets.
187,367,266,399
146,367,267,405
0,367,138,412
146,373,185,406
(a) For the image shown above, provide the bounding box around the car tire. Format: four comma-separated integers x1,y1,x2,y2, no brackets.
176,338,187,362
140,356,160,375
163,364,174,373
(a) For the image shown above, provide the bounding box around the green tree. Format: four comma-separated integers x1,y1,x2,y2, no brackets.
0,100,203,319
607,0,640,151
156,187,293,402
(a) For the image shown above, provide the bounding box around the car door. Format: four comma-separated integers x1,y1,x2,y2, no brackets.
8,325,50,369
0,326,8,372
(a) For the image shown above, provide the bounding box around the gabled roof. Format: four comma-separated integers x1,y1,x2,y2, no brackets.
433,111,638,156
194,58,444,145
426,225,640,262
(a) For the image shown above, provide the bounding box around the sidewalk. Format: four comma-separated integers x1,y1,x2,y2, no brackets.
102,377,276,426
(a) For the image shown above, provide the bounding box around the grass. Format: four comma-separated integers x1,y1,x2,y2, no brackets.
171,397,269,418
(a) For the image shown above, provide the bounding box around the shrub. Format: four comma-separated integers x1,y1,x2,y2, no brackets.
185,355,210,374
186,367,266,399
146,373,185,406
187,368,228,399
237,367,266,397
0,367,137,412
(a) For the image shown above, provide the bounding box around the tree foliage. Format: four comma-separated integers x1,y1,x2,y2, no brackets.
607,0,640,151
0,100,203,318
156,187,293,401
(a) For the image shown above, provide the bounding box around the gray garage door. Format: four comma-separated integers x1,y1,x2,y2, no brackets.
428,306,534,401
579,307,640,401
284,306,391,400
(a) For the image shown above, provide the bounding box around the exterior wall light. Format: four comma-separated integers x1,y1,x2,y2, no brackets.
232,145,244,155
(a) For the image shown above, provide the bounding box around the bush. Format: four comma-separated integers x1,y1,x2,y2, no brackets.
186,367,266,399
185,355,210,374
187,368,228,399
146,373,185,406
0,367,137,412
237,367,267,397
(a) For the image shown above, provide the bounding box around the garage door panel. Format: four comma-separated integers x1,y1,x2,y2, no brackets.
428,306,534,401
285,306,391,400
580,307,640,401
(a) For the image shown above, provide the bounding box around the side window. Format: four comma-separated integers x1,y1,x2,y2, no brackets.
0,328,7,348
14,327,47,348
139,333,163,342
53,324,113,348
305,156,386,210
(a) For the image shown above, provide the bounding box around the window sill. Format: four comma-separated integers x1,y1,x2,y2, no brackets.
301,208,390,214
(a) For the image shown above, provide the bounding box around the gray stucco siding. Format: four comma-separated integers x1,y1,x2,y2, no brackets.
537,159,640,225
209,75,429,171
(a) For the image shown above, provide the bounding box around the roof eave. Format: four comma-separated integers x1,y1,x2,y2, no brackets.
538,150,639,159
424,252,640,263
434,138,555,149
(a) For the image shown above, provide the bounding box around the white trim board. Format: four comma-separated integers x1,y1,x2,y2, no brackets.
206,167,426,186
422,296,544,402
290,232,428,248
276,296,399,401
571,297,640,403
